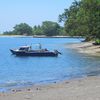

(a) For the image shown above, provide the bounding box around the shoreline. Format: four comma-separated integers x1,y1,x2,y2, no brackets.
66,41,100,56
0,42,100,99
0,35,83,38
1,76,100,100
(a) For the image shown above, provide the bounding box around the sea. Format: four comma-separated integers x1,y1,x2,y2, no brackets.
0,37,100,92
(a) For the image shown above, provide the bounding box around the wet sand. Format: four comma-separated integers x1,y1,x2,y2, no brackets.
0,76,100,100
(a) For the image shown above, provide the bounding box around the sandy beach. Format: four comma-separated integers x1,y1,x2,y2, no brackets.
0,76,100,100
1,41,100,100
66,41,100,56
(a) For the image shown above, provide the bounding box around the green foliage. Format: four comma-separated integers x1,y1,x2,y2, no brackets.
41,21,60,36
3,22,64,36
3,23,33,36
93,39,100,45
95,39,100,44
13,23,33,35
3,31,14,35
32,25,43,35
59,0,100,40
58,27,66,36
32,21,64,36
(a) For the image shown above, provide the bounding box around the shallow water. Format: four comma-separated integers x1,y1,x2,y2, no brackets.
0,37,100,92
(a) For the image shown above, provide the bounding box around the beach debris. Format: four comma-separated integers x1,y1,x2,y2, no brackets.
12,89,16,92
65,81,69,84
11,89,22,92
27,88,31,91
36,88,41,90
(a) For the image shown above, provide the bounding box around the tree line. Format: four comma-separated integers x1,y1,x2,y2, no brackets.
59,0,100,41
3,0,100,40
3,21,65,36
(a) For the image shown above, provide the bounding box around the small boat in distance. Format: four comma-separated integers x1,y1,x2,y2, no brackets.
10,44,61,57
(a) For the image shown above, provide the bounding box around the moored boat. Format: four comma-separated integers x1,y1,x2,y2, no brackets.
10,45,61,57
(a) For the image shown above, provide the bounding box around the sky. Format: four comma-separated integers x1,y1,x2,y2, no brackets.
0,0,74,33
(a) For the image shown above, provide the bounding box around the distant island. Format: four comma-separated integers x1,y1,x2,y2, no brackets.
2,21,66,37
1,0,100,44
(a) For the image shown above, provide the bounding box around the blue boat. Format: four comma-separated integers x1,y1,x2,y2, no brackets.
10,44,61,57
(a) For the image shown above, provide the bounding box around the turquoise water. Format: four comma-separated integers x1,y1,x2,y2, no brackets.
0,37,100,92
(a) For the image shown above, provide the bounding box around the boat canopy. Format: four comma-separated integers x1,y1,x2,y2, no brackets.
19,46,31,51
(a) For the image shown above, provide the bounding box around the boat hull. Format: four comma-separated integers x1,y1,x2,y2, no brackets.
10,49,58,57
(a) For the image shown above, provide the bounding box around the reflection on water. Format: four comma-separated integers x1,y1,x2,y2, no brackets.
0,37,100,91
